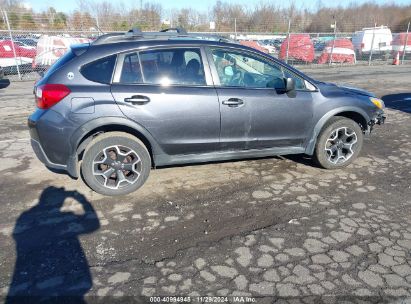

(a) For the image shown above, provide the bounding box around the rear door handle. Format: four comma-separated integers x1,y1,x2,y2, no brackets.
222,98,244,107
124,95,150,105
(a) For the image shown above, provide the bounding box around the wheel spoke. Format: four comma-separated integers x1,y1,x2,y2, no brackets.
116,170,127,186
336,149,343,160
103,167,116,178
116,153,127,163
324,126,358,165
342,142,353,150
94,149,109,165
122,163,134,172
98,158,113,166
329,130,338,141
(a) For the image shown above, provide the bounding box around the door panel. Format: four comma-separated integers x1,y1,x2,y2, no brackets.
111,47,220,156
209,47,313,150
217,88,313,150
112,85,220,155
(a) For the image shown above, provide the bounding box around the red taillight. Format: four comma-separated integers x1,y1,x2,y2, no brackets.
361,43,364,49
35,84,70,109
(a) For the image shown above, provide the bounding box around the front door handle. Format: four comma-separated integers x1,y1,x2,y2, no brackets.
222,98,244,107
124,95,150,105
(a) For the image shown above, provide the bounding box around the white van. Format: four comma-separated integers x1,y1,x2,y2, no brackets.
352,26,392,57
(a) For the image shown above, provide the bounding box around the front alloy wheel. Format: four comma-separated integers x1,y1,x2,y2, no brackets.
314,117,363,169
325,127,358,165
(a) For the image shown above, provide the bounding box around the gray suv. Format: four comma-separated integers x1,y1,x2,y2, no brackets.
28,28,385,196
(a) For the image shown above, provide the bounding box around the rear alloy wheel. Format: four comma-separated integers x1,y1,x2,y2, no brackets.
314,117,363,169
81,132,151,196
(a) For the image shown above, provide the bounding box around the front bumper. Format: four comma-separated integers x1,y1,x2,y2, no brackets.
368,111,386,132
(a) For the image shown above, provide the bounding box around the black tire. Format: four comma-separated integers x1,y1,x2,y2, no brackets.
81,132,151,196
313,117,363,169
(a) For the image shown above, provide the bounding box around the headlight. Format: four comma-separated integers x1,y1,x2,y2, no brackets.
370,97,385,109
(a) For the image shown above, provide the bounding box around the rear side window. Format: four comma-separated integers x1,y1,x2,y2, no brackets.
119,53,143,84
81,55,116,84
139,48,206,86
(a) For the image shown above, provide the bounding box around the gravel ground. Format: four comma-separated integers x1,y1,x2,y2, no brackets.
0,64,410,303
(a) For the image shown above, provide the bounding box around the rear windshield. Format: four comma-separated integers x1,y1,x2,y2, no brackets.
43,49,76,79
80,55,117,84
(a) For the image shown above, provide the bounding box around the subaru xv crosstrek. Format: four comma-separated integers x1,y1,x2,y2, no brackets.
28,28,385,196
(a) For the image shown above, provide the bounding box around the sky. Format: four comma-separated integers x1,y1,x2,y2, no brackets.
24,0,411,14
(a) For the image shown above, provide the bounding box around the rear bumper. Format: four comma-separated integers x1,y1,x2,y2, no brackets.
29,117,78,178
31,138,67,171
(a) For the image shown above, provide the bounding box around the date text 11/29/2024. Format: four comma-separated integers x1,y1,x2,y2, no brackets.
149,296,257,303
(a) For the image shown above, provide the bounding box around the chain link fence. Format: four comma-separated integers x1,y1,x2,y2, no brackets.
1,9,410,81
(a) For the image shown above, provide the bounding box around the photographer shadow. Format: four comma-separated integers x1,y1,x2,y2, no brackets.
6,186,100,303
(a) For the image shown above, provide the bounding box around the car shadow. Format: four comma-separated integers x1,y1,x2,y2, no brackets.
381,93,411,114
6,186,100,304
158,154,321,170
157,155,284,169
282,154,320,168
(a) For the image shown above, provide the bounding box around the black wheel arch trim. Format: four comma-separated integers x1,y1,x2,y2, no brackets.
70,116,164,173
304,107,370,155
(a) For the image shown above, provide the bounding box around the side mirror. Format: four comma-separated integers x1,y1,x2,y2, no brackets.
284,77,295,92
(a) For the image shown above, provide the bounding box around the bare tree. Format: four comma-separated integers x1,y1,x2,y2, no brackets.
1,0,411,34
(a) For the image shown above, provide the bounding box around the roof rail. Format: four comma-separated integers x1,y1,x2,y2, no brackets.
160,27,187,35
127,27,143,37
92,27,235,45
92,32,125,45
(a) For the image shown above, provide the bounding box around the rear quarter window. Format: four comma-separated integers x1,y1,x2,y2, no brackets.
81,55,116,84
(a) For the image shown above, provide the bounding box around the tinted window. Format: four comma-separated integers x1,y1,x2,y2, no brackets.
139,48,206,86
81,55,116,84
120,53,143,84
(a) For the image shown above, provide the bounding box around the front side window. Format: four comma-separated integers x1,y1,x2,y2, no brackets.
81,55,116,84
139,48,206,86
211,48,306,90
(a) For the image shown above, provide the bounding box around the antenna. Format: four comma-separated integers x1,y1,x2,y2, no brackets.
95,23,104,36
